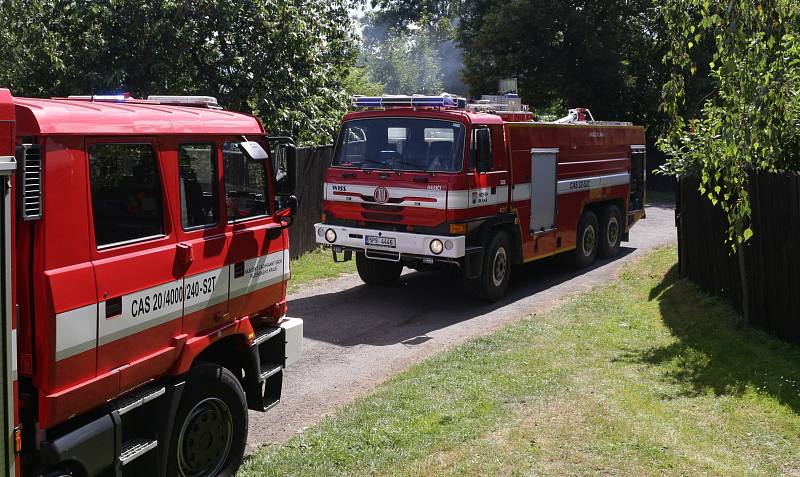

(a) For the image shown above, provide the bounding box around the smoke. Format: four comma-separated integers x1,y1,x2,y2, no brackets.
438,38,467,96
357,10,468,97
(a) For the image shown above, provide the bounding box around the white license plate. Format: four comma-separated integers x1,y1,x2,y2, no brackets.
365,236,396,248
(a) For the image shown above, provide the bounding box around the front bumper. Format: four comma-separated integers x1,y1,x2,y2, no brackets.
280,317,303,367
314,223,466,259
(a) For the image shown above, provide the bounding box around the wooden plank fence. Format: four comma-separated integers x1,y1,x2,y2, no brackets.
288,145,333,258
677,172,800,344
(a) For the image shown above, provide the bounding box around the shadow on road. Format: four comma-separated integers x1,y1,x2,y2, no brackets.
290,246,635,347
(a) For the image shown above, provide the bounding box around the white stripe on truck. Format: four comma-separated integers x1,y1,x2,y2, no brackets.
325,173,629,210
557,172,629,195
54,249,290,361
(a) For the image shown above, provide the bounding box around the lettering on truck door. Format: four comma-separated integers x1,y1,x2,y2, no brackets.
87,138,182,393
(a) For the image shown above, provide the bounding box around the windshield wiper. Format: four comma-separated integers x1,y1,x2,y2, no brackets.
358,158,396,173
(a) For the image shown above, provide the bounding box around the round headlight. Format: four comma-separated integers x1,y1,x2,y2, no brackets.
444,240,454,251
325,229,337,243
317,227,325,237
430,239,444,255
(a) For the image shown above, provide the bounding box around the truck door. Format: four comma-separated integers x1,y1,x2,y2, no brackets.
467,125,509,213
174,142,230,338
222,140,288,322
0,153,16,476
87,138,181,392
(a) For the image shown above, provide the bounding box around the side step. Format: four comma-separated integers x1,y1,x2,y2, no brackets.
115,384,166,416
119,438,157,466
259,364,282,382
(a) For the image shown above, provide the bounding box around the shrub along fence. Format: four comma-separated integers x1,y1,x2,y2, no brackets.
288,145,333,258
677,172,800,345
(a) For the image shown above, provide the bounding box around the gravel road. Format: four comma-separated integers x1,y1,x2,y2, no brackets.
246,204,677,451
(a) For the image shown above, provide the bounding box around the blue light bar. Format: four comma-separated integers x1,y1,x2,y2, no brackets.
352,94,465,109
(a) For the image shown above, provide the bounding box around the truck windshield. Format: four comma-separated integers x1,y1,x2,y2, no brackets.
333,118,466,173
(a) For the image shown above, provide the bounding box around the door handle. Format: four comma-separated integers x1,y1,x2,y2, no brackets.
177,243,194,266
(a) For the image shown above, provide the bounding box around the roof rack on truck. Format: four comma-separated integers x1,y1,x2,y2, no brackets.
63,94,223,109
352,94,467,110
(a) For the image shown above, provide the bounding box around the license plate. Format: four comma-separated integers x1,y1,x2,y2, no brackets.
365,235,396,248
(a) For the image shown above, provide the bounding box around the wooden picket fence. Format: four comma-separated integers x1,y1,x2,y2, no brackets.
677,172,800,344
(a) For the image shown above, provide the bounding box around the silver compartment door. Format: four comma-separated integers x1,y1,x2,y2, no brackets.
530,148,558,233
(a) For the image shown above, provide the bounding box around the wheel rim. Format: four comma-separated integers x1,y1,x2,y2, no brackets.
177,397,233,477
582,224,597,257
607,216,619,247
492,246,508,287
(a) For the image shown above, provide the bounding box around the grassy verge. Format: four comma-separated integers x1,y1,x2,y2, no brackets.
245,245,800,476
287,247,356,294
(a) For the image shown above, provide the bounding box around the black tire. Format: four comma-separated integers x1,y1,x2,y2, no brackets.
166,363,247,477
572,211,599,268
464,231,511,302
356,252,403,286
598,205,623,258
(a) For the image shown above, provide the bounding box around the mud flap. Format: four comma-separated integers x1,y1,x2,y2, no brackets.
462,247,485,280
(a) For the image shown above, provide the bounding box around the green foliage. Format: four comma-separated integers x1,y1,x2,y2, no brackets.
343,67,384,97
360,2,467,95
659,1,800,245
458,0,666,128
0,0,358,144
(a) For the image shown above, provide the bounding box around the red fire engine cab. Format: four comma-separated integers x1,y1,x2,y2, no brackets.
0,89,303,476
315,94,646,301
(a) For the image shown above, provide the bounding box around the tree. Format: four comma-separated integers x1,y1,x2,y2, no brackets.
659,0,800,245
0,0,358,144
458,0,667,125
343,67,385,97
360,14,445,95
362,2,467,94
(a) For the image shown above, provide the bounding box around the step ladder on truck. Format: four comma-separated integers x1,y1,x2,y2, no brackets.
0,89,304,477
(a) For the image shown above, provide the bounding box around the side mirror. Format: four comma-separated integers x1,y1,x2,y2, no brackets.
274,194,299,221
237,141,268,161
272,141,297,196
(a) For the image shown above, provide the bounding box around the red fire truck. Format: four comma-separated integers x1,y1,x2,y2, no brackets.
0,89,303,476
315,94,646,301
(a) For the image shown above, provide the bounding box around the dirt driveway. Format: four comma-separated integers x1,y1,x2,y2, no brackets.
247,204,677,451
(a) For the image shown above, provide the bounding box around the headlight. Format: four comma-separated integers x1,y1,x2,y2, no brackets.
317,227,325,237
430,239,444,255
444,240,454,251
325,229,337,243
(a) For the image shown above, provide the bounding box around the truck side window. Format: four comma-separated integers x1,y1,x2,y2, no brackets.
223,141,267,220
89,143,165,247
179,144,219,229
471,127,493,172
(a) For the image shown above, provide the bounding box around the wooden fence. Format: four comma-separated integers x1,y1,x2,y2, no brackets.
677,172,800,344
288,145,333,258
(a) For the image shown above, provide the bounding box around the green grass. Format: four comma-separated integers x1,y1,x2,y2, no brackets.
287,247,356,294
243,246,800,476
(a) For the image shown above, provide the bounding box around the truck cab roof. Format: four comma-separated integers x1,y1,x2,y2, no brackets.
343,108,507,126
12,97,265,136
